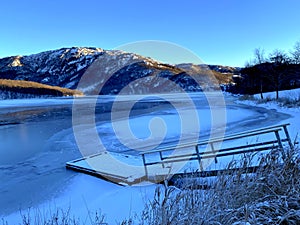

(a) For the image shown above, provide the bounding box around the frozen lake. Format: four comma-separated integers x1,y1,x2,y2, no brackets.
0,93,290,216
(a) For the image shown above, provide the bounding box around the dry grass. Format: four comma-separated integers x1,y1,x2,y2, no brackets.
211,71,234,84
143,62,233,85
139,146,300,225
142,62,184,74
1,208,107,225
0,79,83,98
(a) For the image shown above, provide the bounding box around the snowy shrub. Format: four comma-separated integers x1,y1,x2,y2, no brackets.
277,96,300,107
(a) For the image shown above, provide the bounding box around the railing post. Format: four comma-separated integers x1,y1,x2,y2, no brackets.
275,130,285,160
282,125,294,150
195,145,203,171
210,143,218,163
142,154,148,177
159,151,165,168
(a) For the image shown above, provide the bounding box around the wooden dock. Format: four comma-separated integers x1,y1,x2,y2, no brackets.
66,123,294,186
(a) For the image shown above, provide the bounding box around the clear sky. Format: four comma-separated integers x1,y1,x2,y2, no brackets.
1,0,300,67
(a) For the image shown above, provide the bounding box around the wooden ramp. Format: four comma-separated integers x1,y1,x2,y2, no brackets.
66,123,294,186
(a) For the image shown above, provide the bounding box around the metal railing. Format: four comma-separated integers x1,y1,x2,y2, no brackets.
140,123,293,177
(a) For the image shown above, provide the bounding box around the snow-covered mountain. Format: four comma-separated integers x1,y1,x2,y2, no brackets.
0,47,236,95
0,47,104,89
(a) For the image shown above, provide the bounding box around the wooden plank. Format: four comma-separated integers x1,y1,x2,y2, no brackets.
66,163,129,185
168,165,268,189
170,165,262,178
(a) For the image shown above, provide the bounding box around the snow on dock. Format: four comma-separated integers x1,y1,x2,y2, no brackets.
66,151,146,185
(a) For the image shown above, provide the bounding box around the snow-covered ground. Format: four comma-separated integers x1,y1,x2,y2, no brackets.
253,87,300,101
1,90,299,224
237,88,300,139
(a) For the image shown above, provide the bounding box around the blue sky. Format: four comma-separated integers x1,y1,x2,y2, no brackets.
1,0,300,66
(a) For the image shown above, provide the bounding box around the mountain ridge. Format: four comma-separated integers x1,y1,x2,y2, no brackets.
0,47,237,96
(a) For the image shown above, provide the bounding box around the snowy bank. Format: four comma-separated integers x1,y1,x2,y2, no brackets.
253,88,300,101
236,88,300,141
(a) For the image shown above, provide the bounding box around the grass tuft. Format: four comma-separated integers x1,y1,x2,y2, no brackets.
1,207,107,225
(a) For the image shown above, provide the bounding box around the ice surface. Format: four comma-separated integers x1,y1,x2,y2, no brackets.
0,97,74,108
1,91,299,224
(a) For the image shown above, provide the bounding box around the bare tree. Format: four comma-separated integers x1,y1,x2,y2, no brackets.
254,47,265,64
253,48,265,99
268,49,290,99
291,41,300,64
269,49,290,65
